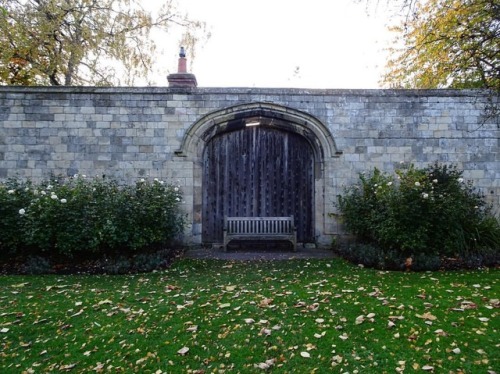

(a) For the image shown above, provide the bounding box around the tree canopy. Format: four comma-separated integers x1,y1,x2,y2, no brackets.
0,0,206,86
382,0,499,90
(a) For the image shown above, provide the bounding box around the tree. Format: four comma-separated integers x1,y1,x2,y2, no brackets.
382,0,499,91
0,0,207,86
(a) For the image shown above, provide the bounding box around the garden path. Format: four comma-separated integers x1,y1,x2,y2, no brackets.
183,246,336,261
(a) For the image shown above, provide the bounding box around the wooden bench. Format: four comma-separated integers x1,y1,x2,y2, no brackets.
223,216,297,251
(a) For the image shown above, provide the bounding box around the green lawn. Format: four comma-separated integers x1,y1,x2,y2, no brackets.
0,258,498,373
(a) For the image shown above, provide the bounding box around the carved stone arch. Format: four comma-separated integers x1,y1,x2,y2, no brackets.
175,102,341,164
178,102,341,246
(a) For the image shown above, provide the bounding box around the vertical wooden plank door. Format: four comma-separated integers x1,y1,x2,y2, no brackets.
202,126,314,244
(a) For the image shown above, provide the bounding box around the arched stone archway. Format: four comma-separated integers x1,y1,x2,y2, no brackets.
176,102,341,246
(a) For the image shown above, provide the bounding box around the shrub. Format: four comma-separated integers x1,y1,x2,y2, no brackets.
336,162,500,270
0,175,185,260
20,256,53,275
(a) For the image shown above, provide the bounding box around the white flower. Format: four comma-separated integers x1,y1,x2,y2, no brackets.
41,191,47,195
7,189,15,194
415,182,421,187
387,182,393,186
60,198,67,204
82,175,86,178
19,208,26,215
140,178,145,183
159,181,164,185
47,185,53,190
176,197,181,201
24,187,29,192
174,187,179,192
33,190,39,195
374,184,378,187
432,179,438,184
74,174,79,178
422,193,429,199
458,178,464,183
51,194,58,200
154,178,159,182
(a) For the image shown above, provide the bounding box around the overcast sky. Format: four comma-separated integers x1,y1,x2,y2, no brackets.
150,0,401,89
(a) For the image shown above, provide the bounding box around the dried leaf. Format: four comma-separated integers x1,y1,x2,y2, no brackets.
177,347,189,355
416,312,437,321
355,315,365,325
254,359,275,369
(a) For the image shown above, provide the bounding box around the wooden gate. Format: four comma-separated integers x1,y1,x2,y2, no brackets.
202,126,314,244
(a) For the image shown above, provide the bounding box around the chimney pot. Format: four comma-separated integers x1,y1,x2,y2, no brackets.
167,47,197,88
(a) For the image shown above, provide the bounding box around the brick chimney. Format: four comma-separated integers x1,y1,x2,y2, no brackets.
167,47,197,88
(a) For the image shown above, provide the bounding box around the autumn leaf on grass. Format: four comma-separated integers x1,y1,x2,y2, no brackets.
416,312,437,321
177,347,189,356
59,363,77,371
260,327,272,336
254,358,275,370
355,315,365,325
186,325,198,333
259,298,273,308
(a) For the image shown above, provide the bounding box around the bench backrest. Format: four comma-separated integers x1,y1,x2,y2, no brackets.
225,217,294,235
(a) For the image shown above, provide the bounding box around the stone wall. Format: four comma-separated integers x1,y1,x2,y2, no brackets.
0,86,498,246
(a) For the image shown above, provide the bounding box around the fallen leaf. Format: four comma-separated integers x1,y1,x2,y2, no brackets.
177,347,189,355
416,312,437,321
97,299,112,306
260,328,272,336
59,363,77,371
355,315,365,325
259,298,273,308
12,283,29,288
300,351,311,358
254,359,275,370
186,325,198,332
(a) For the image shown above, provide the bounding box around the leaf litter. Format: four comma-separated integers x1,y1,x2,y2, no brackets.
0,259,497,373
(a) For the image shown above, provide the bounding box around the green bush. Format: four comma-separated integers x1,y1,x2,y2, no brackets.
336,162,500,269
0,176,185,259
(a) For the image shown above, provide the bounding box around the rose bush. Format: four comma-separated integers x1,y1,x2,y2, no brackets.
336,162,500,270
0,176,185,260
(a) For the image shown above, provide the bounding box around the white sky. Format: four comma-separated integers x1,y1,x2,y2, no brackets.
150,0,401,89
